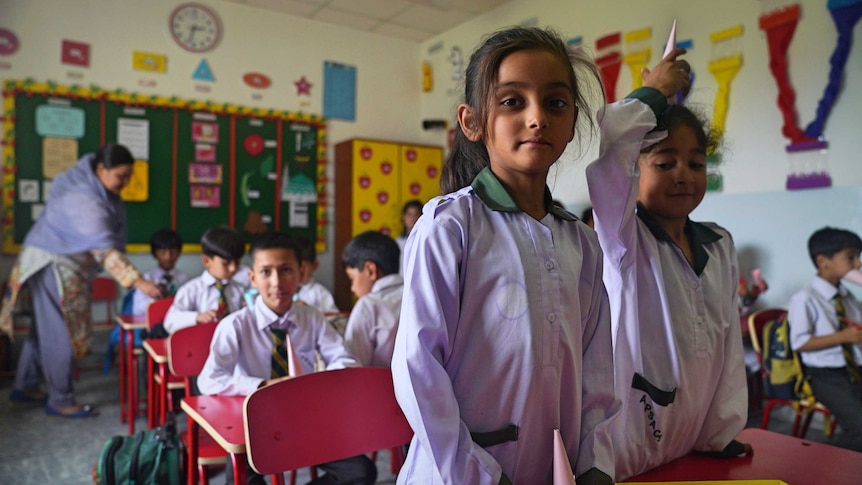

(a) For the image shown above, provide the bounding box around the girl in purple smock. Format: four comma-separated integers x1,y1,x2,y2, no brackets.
392,26,618,485
586,51,752,480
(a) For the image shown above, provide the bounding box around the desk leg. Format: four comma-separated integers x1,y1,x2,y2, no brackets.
231,453,247,485
158,361,167,426
187,413,199,485
146,354,155,429
118,327,127,424
127,334,137,435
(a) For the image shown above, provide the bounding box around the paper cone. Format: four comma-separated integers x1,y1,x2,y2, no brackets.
553,429,576,485
286,334,305,377
662,18,677,59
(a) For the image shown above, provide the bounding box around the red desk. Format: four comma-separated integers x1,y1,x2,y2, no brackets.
181,395,247,485
116,313,147,434
624,428,862,484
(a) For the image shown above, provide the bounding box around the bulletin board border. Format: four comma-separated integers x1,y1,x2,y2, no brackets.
1,78,329,255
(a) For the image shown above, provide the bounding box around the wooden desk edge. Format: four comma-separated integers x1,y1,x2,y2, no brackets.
116,314,148,330
180,399,246,455
142,340,168,364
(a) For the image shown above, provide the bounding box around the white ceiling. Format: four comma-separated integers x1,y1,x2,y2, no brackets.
222,0,510,42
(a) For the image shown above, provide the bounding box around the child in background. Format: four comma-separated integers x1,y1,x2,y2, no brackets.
342,230,402,367
395,199,423,253
586,51,750,480
163,226,246,334
788,226,862,452
392,26,617,484
293,235,339,314
132,229,191,315
197,232,373,485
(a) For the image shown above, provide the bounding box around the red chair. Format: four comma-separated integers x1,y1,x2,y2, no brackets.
145,297,183,428
168,322,225,485
91,276,118,328
748,308,837,439
244,367,413,485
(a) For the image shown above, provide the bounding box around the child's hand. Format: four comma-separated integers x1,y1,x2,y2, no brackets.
134,278,166,299
642,48,690,99
839,321,862,344
196,310,218,323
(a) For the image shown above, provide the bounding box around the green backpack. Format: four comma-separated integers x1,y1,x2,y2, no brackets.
93,417,182,485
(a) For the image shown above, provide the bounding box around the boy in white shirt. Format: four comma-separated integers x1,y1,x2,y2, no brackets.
293,235,339,314
342,230,402,368
197,232,374,485
163,226,246,334
132,229,191,316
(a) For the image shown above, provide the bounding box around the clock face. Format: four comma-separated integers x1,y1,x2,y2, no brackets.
169,3,222,53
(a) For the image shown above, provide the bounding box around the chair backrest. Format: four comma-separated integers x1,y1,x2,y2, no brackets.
167,322,218,392
747,308,788,358
244,367,413,475
91,276,117,325
146,297,175,330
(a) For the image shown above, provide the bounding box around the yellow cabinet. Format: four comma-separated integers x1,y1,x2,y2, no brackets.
334,139,442,309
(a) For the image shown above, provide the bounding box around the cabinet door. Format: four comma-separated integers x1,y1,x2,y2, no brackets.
400,144,442,206
351,141,401,237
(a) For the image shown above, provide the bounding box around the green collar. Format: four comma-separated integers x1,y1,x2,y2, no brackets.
636,203,722,275
470,167,575,221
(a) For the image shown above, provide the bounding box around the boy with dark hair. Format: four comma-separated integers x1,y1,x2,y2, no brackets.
132,229,191,315
198,232,374,485
342,230,402,367
164,226,246,334
294,235,339,313
789,226,862,452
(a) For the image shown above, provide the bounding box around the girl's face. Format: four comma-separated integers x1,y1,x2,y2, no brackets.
476,49,577,183
402,207,421,234
96,163,133,194
637,124,707,225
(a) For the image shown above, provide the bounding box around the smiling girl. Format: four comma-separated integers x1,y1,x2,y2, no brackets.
586,51,751,480
392,27,617,485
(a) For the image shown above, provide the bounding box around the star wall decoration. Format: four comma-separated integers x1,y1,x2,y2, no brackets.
294,76,312,96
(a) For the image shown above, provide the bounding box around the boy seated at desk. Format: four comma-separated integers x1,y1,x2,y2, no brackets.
342,230,403,368
163,226,246,334
197,232,376,485
294,235,339,314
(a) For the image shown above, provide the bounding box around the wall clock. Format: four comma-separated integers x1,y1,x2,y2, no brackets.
169,3,222,53
0,28,21,56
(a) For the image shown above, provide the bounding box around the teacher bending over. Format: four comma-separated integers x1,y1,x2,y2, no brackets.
1,143,164,417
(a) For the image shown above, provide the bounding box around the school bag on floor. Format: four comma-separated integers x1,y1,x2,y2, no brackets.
761,314,815,402
92,414,182,485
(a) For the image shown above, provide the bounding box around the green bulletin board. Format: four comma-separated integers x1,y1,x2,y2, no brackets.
2,79,328,254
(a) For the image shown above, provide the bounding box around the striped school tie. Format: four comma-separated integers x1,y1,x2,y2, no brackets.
215,281,229,320
834,294,861,384
269,327,291,378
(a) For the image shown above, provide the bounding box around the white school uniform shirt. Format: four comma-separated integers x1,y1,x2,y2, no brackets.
131,266,191,315
197,295,357,396
162,270,246,334
344,273,403,367
392,168,617,485
788,276,862,368
586,88,746,481
295,278,339,313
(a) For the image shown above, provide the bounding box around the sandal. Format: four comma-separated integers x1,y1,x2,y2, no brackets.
45,404,98,418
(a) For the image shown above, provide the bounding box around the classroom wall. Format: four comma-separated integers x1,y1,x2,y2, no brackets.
2,0,860,306
0,0,426,290
416,0,862,303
